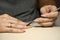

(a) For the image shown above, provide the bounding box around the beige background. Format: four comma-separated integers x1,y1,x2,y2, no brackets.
0,27,60,40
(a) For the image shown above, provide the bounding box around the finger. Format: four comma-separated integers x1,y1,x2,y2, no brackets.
5,28,25,33
50,5,57,11
6,23,32,29
41,12,58,18
8,19,28,26
26,25,32,29
41,22,54,27
34,18,53,23
14,24,32,29
40,6,49,14
18,22,32,29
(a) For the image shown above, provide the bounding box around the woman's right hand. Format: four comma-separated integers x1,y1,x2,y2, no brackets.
0,14,32,33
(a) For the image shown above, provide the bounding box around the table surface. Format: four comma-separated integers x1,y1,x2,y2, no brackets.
0,27,60,40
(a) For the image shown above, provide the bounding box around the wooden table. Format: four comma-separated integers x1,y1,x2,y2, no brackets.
0,27,60,40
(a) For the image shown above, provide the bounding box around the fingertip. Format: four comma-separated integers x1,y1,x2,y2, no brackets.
41,15,46,17
6,28,26,33
34,19,39,22
19,29,26,33
25,26,32,29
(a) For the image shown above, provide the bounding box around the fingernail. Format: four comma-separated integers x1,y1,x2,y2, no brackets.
34,19,39,22
41,15,46,17
20,30,26,32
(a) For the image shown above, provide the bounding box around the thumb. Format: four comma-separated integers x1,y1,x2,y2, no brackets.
40,5,51,14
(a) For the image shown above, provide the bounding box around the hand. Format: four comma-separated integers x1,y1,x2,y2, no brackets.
34,5,58,27
0,14,32,33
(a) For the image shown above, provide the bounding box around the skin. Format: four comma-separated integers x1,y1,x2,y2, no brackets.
0,14,32,33
0,0,58,32
34,5,58,27
34,0,58,27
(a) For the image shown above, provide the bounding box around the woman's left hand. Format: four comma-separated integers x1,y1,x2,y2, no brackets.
34,5,58,27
